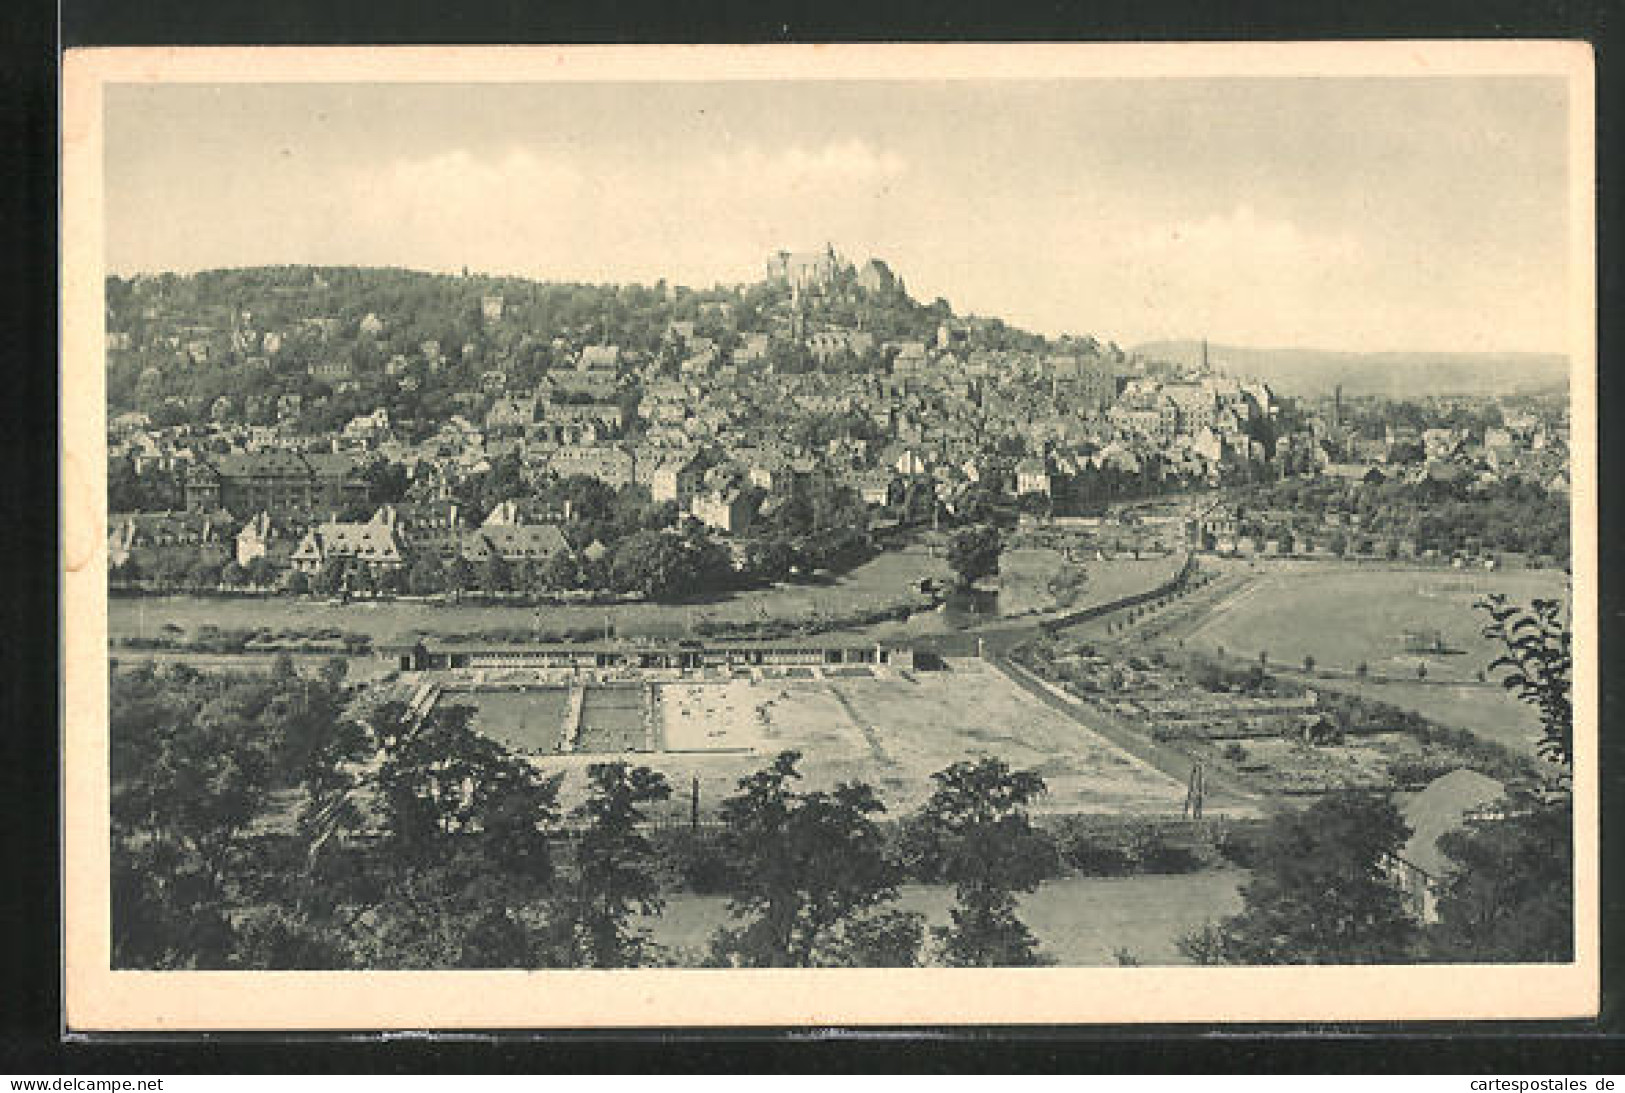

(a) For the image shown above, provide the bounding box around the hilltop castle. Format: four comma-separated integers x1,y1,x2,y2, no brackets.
766,244,843,292
766,245,900,301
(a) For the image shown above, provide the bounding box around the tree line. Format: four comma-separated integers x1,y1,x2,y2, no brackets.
1232,475,1569,562
112,659,1060,970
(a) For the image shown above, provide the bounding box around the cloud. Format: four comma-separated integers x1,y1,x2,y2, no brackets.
702,140,907,192
337,148,589,270
1130,204,1362,273
1059,205,1372,346
326,139,909,284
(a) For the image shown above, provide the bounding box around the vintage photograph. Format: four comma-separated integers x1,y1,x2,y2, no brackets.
61,44,1596,1027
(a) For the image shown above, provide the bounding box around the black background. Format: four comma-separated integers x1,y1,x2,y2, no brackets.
3,0,1622,1073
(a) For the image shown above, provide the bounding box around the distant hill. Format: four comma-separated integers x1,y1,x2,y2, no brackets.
1132,340,1570,398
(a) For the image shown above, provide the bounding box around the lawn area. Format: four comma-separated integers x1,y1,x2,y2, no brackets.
1310,676,1544,755
995,549,1184,620
445,687,569,754
639,869,1247,966
107,546,954,646
1181,562,1567,682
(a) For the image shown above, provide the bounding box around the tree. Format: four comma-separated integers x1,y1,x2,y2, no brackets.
311,560,344,597
446,556,475,599
480,552,513,595
710,751,907,967
1476,595,1572,767
743,536,800,584
609,526,732,600
947,524,1002,589
907,757,1056,967
361,459,409,505
188,555,223,592
1427,788,1572,962
823,908,927,968
407,554,445,596
244,555,276,589
111,555,142,586
567,763,671,968
110,667,279,967
361,699,564,967
1181,791,1418,964
371,701,547,861
375,564,407,596
108,455,146,512
1417,593,1575,963
610,530,677,598
542,548,581,592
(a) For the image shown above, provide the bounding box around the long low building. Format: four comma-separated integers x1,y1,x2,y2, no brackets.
380,638,935,673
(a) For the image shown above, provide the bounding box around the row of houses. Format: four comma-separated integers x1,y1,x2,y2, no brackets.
109,501,575,576
288,505,572,575
112,471,769,581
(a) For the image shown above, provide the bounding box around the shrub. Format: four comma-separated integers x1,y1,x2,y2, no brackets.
1211,824,1264,868
1062,832,1135,877
675,836,738,894
1388,757,1455,787
1127,827,1203,874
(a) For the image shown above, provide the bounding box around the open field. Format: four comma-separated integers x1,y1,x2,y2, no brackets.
106,550,1188,650
107,546,953,645
998,549,1183,620
1305,676,1543,755
826,663,1182,813
995,547,1087,616
640,869,1247,966
466,659,1190,820
1176,561,1568,682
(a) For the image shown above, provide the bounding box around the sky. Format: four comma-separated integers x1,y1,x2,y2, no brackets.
104,77,1571,354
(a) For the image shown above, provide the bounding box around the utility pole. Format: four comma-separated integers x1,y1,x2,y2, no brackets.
1183,761,1205,820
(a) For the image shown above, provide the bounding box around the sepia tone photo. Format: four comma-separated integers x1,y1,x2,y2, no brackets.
61,43,1597,1029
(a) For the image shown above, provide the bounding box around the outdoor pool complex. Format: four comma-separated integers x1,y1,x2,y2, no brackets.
422,659,1197,820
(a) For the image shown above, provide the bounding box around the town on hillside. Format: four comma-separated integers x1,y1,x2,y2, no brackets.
82,48,1587,996
102,247,1577,975
104,247,1570,597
